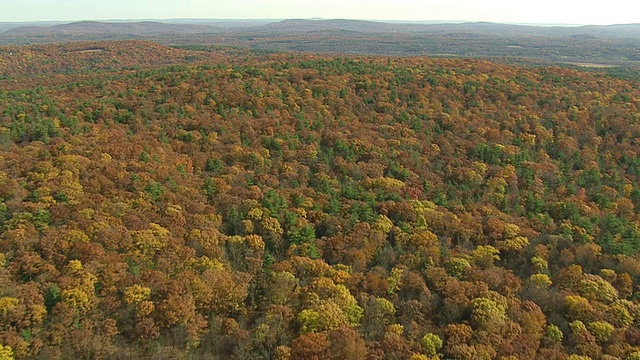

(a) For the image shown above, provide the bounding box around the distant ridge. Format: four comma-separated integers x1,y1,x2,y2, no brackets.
1,19,639,66
3,19,640,39
262,19,408,33
3,20,222,36
259,19,640,38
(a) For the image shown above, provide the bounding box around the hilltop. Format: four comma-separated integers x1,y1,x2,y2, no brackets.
0,40,221,79
3,20,222,37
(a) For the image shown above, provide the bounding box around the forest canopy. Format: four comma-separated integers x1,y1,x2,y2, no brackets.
0,41,640,359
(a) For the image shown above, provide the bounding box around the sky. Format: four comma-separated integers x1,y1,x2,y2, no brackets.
1,0,639,25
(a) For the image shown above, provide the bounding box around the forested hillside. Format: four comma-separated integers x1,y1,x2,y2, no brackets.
0,41,216,79
1,42,640,359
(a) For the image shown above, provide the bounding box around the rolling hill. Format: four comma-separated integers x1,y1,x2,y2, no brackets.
2,19,640,67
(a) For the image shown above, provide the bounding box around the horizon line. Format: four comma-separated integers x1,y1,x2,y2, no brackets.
1,17,638,27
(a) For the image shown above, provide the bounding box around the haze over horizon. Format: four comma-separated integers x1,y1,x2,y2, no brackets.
1,0,638,26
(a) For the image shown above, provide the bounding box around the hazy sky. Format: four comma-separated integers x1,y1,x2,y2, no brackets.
1,0,638,25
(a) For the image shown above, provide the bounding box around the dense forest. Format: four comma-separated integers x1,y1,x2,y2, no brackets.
1,41,640,359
